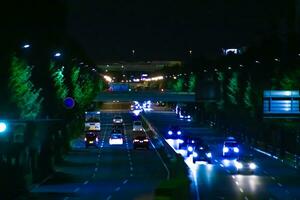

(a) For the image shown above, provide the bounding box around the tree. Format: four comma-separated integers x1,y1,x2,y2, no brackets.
173,78,184,92
227,72,239,105
244,80,254,116
71,66,98,110
9,56,43,119
280,69,300,90
49,61,68,101
216,72,225,110
188,74,196,92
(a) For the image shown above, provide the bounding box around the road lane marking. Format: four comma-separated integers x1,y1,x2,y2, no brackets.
130,173,133,177
214,159,218,162
244,197,248,200
130,167,133,171
83,180,89,185
129,161,133,166
271,176,276,180
95,168,98,172
277,183,282,187
239,188,244,193
63,197,69,200
98,154,100,158
235,181,239,186
115,187,121,191
220,164,224,167
74,187,80,192
123,179,128,184
106,195,112,200
232,175,235,179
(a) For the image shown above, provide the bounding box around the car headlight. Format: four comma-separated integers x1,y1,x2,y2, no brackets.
96,138,99,142
249,163,256,169
179,115,183,118
188,146,193,152
187,115,191,118
193,152,198,157
168,131,173,135
233,147,239,153
177,131,182,135
206,152,212,158
223,147,229,153
235,162,243,169
84,137,87,141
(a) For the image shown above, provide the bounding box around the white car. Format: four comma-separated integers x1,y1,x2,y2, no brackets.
113,115,123,124
109,133,124,145
133,121,143,131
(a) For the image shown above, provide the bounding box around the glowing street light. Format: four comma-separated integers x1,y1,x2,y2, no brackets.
54,52,61,57
22,44,30,49
0,122,7,133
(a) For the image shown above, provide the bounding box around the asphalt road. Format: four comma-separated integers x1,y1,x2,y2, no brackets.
30,111,168,200
144,110,300,200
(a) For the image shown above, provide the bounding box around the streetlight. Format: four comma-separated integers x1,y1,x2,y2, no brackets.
189,50,192,55
22,44,30,49
0,122,7,134
54,52,61,57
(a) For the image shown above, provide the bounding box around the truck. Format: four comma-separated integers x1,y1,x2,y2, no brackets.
84,111,101,148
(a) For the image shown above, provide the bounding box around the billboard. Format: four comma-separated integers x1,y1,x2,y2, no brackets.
263,90,300,118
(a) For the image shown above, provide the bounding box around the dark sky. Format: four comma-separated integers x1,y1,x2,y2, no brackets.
66,0,282,61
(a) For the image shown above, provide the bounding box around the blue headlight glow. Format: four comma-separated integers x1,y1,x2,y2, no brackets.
223,147,229,153
168,131,173,135
188,146,193,152
249,163,256,169
234,147,239,153
235,161,243,169
177,131,182,135
206,152,212,158
193,152,198,157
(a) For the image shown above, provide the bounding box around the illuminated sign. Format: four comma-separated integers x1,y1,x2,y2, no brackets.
264,90,300,117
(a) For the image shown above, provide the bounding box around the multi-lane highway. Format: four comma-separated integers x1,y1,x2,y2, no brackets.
144,110,300,200
30,112,168,200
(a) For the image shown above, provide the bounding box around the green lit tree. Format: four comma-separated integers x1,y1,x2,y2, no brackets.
227,72,239,105
244,80,254,116
49,61,68,100
71,67,97,109
173,78,184,92
217,72,225,110
9,56,43,119
188,74,196,92
280,70,300,90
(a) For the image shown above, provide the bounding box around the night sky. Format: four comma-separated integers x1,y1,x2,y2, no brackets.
66,0,282,61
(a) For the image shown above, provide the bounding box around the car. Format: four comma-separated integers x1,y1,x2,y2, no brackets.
234,155,257,174
192,143,212,164
165,125,183,140
84,131,99,148
133,121,143,131
179,136,204,156
109,133,124,145
133,135,149,149
113,115,123,124
178,109,192,120
223,138,240,157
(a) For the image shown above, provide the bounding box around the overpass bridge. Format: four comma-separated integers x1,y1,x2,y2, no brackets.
94,91,216,102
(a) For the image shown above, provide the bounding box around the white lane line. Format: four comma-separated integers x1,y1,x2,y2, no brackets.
232,175,236,179
129,161,133,166
235,181,239,186
74,187,80,192
214,159,218,162
271,176,276,180
123,179,128,184
244,196,248,200
239,188,244,193
220,164,224,167
98,154,100,158
106,195,112,200
83,180,89,185
277,183,282,187
130,167,134,171
130,173,133,177
95,168,98,172
115,187,121,191
63,197,69,200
